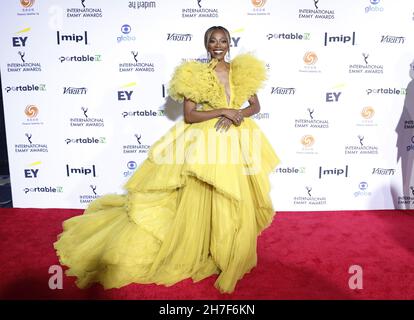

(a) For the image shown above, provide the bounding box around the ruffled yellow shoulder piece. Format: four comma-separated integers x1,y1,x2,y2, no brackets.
168,60,219,104
231,53,267,107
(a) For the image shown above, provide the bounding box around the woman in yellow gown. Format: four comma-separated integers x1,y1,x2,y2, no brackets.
54,26,280,294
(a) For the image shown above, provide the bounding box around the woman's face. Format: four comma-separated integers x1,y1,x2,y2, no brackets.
207,29,229,61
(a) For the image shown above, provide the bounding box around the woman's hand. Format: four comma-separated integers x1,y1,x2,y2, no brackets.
214,116,233,132
221,108,244,126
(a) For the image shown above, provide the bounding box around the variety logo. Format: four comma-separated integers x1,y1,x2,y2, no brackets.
181,0,219,18
293,186,327,206
324,32,356,46
273,166,306,175
248,0,270,16
5,83,46,93
298,1,335,20
345,135,379,155
271,87,296,95
366,87,406,95
66,164,97,177
167,33,193,41
15,133,48,153
129,1,157,10
7,51,42,72
12,27,30,47
63,87,87,95
354,181,372,197
365,0,383,13
24,161,41,179
123,134,151,154
79,185,102,204
65,137,106,145
118,82,136,101
23,186,63,194
70,107,105,128
319,165,349,179
117,24,136,43
349,53,384,74
123,161,138,178
295,109,329,129
18,0,39,16
57,31,88,45
23,105,43,126
326,91,342,102
380,35,405,44
372,168,395,175
300,51,321,73
267,32,310,40
59,54,102,63
119,51,155,72
67,0,103,18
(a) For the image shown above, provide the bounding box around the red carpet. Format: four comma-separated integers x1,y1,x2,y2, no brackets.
0,208,413,300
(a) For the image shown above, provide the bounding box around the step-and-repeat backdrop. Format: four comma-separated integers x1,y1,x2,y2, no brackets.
1,0,414,211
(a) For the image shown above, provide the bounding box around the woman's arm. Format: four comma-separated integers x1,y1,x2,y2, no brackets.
183,98,241,124
214,94,261,132
239,94,261,118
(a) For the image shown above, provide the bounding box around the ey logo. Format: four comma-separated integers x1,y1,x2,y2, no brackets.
24,161,41,178
230,28,243,48
118,82,136,101
12,27,30,47
326,92,341,102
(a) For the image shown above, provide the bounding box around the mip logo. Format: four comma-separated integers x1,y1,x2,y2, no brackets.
56,31,88,45
359,182,368,190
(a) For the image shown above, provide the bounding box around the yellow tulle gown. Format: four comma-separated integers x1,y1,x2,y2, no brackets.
54,53,280,293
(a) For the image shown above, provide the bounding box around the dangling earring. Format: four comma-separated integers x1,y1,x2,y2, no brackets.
225,51,231,62
207,52,211,61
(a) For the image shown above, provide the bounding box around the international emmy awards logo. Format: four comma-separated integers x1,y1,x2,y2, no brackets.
358,135,364,146
306,186,312,197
